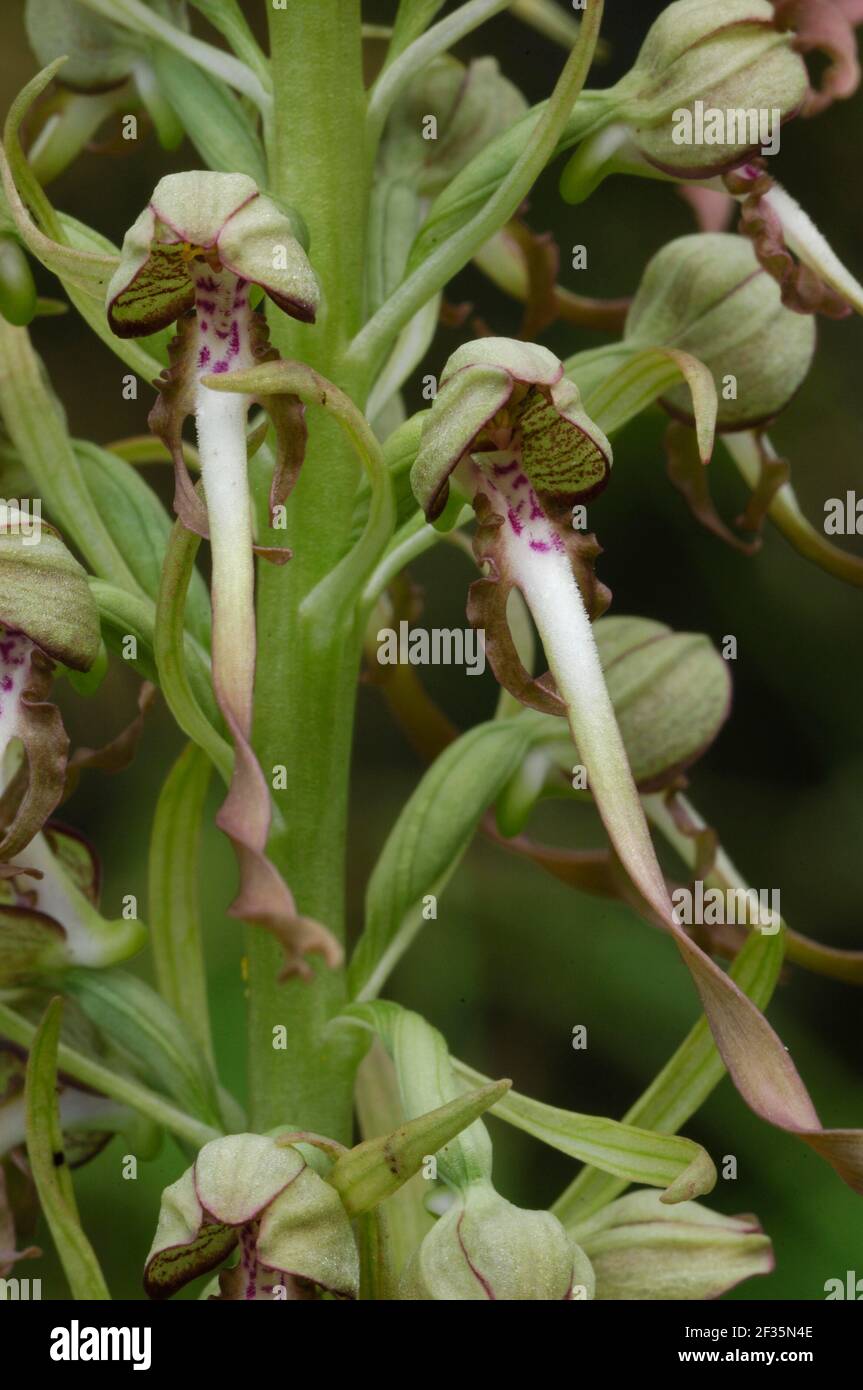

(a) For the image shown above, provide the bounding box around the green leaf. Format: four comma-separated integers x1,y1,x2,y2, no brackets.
328,1078,511,1217
88,579,219,731
453,1058,716,1204
148,743,215,1066
348,717,535,1001
186,0,270,85
155,512,233,785
150,46,267,185
553,921,784,1226
24,997,111,1299
569,343,718,463
61,968,223,1129
74,439,212,650
0,318,140,594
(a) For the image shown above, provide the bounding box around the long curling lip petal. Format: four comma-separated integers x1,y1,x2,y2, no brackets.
488,488,863,1196
215,708,342,980
760,182,863,314
196,385,340,979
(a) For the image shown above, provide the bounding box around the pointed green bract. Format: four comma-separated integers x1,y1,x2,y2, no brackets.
328,1080,512,1217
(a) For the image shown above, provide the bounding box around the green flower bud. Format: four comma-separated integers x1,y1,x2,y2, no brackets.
400,1180,594,1301
570,1189,773,1300
380,55,527,198
25,0,142,93
0,237,38,329
495,616,731,836
610,0,809,177
144,1134,359,1300
625,232,816,429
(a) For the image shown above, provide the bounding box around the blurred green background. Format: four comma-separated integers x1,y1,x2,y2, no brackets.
3,1,862,1299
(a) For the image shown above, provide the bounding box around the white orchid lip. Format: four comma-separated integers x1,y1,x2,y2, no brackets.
106,171,320,338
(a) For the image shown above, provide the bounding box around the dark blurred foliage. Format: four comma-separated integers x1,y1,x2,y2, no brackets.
3,1,862,1299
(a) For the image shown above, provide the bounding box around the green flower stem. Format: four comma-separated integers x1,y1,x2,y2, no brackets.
366,0,511,153
346,0,606,387
0,1000,220,1150
724,430,863,589
244,0,370,1141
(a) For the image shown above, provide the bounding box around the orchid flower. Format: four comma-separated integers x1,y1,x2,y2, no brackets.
106,171,339,978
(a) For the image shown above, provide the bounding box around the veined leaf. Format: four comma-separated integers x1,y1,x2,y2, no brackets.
453,1058,717,1204
553,927,783,1226
24,997,111,1299
150,46,267,184
148,743,214,1066
74,439,211,650
61,968,223,1130
348,718,535,1001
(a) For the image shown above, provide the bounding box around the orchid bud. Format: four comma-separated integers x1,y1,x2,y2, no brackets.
0,236,38,328
569,1189,773,1300
380,55,527,198
624,232,816,429
605,0,809,178
144,1133,359,1300
400,1179,593,1301
496,616,732,836
25,0,142,92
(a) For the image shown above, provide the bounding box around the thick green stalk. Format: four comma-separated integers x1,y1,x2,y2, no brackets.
246,0,369,1141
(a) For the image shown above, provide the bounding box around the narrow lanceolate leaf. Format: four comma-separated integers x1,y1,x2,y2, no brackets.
24,998,110,1299
573,344,718,463
150,47,267,185
89,579,220,732
0,319,139,595
155,513,233,786
148,743,215,1065
348,719,535,1002
453,1060,716,1204
328,1079,511,1218
1,63,117,296
74,440,212,651
61,969,223,1129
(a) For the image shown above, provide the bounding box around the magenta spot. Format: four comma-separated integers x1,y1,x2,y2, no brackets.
1,676,12,692
197,299,216,315
197,276,219,292
199,320,209,333
529,539,552,552
212,360,229,373
513,473,528,489
198,346,211,368
215,328,230,340
492,459,519,476
507,507,523,536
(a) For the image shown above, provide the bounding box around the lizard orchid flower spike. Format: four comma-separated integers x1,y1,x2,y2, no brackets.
106,172,337,979
413,339,863,1198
